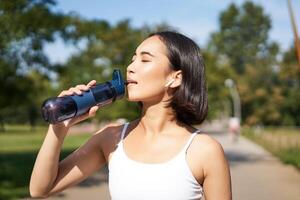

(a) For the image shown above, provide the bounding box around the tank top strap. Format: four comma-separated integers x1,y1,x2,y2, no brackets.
182,129,201,153
120,122,130,142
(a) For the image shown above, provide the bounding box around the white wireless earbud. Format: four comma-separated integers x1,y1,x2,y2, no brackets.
165,79,175,87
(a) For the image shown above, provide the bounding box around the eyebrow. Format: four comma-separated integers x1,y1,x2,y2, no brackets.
134,51,155,57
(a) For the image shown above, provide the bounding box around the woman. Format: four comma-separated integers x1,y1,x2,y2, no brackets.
30,31,232,200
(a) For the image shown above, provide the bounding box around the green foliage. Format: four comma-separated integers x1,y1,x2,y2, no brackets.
0,0,173,126
202,50,236,119
2,0,300,199
206,1,300,126
0,125,91,200
278,46,300,125
1,0,299,127
0,0,68,128
208,1,274,74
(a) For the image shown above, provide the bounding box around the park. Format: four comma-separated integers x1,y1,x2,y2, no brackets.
1,0,300,199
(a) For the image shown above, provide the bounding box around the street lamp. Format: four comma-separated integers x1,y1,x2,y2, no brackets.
224,79,241,121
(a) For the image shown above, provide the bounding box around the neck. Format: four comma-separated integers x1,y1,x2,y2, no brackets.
136,101,183,135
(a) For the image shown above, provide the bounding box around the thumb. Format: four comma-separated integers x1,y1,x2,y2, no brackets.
89,106,99,116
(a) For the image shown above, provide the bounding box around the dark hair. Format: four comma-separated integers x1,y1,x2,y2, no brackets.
148,31,208,125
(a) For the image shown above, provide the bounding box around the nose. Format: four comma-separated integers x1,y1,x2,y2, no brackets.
126,61,135,74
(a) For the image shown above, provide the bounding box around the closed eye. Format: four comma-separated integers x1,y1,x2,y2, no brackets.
130,53,151,63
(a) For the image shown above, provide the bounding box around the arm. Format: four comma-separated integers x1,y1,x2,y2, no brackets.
29,81,107,198
202,138,232,200
30,125,107,198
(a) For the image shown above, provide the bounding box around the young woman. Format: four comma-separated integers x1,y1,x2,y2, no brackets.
30,31,232,200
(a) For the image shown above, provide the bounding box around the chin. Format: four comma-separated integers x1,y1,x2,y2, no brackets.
126,90,143,101
125,95,141,102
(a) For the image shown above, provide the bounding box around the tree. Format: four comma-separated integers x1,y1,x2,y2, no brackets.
206,1,284,126
208,1,274,74
202,50,236,120
0,0,70,129
0,0,173,128
278,46,300,125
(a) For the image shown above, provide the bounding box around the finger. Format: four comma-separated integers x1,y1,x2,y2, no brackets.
89,106,99,116
58,90,73,97
75,84,90,91
69,87,83,95
87,80,96,87
58,91,66,97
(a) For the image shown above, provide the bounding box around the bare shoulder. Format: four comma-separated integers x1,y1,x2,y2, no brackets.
193,133,224,154
92,122,125,145
93,122,124,136
189,133,227,166
89,122,128,160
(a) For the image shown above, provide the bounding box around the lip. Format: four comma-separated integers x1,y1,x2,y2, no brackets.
126,79,138,85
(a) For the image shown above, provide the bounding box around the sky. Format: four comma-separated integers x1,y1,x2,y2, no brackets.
45,0,300,64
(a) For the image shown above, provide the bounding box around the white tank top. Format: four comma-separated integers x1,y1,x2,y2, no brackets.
108,122,203,200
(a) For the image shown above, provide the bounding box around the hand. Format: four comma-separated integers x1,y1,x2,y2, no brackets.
53,80,99,130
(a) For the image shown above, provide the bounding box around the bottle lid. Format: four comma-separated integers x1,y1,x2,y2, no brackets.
110,69,125,99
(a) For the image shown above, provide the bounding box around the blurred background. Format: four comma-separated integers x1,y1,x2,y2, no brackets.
0,0,300,199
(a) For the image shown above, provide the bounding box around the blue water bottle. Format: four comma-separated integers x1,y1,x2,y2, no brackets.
41,69,125,124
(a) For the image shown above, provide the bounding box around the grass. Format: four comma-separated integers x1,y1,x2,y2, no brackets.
0,125,91,200
242,127,300,169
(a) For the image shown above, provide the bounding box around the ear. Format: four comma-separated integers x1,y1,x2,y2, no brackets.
170,70,182,88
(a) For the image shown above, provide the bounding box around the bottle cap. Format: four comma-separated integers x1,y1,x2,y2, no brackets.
110,69,125,99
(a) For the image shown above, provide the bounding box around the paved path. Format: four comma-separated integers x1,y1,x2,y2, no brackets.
38,133,300,200
213,133,300,200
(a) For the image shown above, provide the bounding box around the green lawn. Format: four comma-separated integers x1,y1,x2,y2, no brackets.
0,125,91,200
242,127,300,170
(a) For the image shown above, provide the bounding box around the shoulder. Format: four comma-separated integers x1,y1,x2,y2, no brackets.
189,133,227,170
91,122,129,153
192,133,224,155
92,122,126,144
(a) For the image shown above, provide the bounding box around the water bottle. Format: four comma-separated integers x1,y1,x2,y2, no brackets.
41,69,125,124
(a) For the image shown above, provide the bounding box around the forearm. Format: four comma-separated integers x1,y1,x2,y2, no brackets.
29,124,68,197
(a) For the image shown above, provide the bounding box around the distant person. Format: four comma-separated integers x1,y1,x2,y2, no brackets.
228,117,240,142
30,31,232,200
